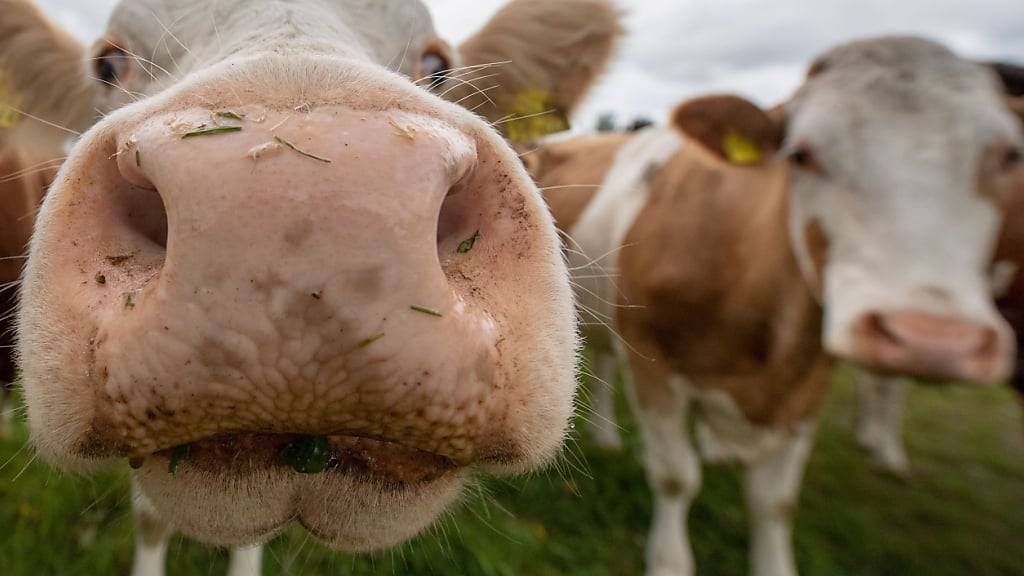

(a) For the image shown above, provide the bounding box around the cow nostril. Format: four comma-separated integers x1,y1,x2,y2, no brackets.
436,179,483,260
113,141,169,254
865,312,901,346
122,184,169,251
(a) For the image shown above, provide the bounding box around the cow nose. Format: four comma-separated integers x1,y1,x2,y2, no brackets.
853,310,1011,384
59,106,533,463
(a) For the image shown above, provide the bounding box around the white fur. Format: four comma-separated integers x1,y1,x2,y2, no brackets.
745,421,817,576
856,372,910,476
586,350,623,449
626,374,701,576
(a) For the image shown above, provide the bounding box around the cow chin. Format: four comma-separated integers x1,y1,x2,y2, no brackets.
133,448,466,550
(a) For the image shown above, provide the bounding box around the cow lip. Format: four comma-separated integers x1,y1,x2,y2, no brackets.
133,432,458,486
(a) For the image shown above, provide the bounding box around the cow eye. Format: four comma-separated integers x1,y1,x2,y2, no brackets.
1002,147,1023,171
94,44,130,85
787,145,824,174
420,51,450,85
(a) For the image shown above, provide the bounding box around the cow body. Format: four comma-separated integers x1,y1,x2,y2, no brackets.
544,127,827,576
534,37,1023,576
2,0,620,573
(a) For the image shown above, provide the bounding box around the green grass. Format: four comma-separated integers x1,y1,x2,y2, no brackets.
1,369,1022,575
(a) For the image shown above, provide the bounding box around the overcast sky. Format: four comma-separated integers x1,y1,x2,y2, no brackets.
37,0,1024,131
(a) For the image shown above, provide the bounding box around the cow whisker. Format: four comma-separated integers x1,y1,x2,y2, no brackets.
0,105,81,136
89,75,144,103
0,157,67,185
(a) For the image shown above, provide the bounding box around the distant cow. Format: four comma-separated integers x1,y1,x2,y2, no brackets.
2,0,620,574
856,62,1024,476
530,37,1022,576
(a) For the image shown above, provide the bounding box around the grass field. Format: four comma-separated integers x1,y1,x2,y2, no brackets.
2,368,1023,575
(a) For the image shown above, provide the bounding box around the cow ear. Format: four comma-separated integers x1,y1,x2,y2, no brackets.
453,0,622,142
0,0,93,157
670,95,785,166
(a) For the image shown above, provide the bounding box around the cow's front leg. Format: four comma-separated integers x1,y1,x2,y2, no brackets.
856,373,910,477
587,349,624,450
130,480,172,576
627,358,700,576
744,422,817,576
226,545,263,576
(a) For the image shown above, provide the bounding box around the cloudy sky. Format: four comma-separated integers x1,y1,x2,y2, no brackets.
37,0,1024,130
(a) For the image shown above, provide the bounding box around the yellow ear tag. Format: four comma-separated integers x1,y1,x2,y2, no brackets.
0,67,22,130
722,131,762,165
505,88,570,143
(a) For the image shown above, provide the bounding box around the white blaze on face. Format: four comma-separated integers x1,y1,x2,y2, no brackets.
784,37,1022,383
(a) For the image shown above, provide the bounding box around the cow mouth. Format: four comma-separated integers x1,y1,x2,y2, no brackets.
132,432,458,486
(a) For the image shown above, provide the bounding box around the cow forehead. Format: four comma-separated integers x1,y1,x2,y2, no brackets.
107,0,436,72
787,37,1017,158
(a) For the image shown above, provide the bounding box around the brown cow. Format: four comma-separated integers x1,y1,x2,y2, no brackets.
3,0,620,574
533,37,1022,576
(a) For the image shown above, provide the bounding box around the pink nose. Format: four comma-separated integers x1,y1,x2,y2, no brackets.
853,310,1010,383
40,106,548,465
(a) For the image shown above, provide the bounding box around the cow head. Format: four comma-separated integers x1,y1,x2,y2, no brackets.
672,36,1022,385
5,0,619,550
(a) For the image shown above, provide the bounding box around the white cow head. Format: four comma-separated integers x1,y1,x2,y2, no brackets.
673,36,1023,385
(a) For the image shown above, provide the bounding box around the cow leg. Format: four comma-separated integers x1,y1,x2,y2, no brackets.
744,422,816,576
627,363,700,576
130,479,172,576
226,545,263,576
855,373,910,477
587,350,623,449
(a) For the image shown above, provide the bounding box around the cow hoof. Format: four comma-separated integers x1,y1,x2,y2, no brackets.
872,457,912,480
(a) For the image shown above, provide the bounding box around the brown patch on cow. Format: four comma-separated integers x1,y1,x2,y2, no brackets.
612,141,831,428
529,132,633,232
1006,96,1024,125
994,152,1024,397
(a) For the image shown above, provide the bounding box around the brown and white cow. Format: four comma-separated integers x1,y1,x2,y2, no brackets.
2,0,620,573
530,37,1022,576
855,62,1024,477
